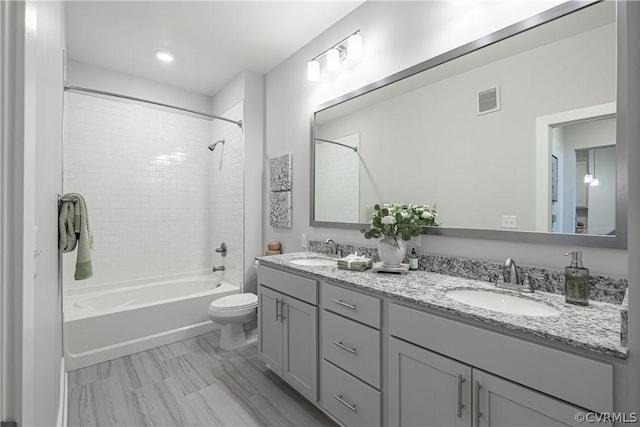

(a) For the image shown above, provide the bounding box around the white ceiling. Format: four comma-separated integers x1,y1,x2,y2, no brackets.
65,1,364,96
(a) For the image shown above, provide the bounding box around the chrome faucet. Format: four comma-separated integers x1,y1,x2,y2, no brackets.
504,258,520,284
212,265,225,272
495,258,534,293
324,238,340,257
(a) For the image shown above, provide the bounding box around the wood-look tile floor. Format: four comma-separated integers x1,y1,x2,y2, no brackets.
67,332,338,427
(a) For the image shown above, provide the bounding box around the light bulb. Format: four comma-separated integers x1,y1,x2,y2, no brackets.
591,178,599,187
327,48,341,71
307,60,320,81
347,33,363,59
584,173,593,184
154,50,174,63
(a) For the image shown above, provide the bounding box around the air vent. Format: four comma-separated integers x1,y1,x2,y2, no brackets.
477,86,501,115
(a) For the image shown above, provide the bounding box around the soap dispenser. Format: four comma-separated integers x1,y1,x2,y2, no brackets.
409,248,418,270
564,251,589,306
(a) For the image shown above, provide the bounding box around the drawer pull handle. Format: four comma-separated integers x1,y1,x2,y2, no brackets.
333,341,357,355
332,394,357,412
457,374,465,418
473,380,482,426
332,299,357,310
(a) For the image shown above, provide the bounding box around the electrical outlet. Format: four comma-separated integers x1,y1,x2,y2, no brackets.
502,215,517,229
301,233,308,249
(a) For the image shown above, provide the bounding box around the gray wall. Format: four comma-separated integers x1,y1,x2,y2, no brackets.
67,59,212,113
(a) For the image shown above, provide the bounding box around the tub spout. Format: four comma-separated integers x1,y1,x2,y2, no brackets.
212,265,225,272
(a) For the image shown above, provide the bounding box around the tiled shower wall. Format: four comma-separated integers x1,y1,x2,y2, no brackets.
210,102,245,287
63,92,215,288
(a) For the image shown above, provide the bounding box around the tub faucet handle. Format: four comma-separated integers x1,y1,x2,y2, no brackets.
215,242,227,257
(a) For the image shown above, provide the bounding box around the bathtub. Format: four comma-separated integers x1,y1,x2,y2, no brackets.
63,275,239,371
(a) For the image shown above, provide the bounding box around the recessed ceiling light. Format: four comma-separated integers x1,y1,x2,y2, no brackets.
154,50,174,63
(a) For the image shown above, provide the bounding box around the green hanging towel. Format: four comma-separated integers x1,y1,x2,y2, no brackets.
59,193,94,280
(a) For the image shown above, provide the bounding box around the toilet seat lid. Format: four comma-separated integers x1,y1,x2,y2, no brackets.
210,293,257,310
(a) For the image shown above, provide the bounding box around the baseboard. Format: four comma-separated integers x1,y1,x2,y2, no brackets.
56,357,67,427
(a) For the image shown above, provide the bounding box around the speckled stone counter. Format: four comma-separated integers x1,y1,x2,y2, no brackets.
309,240,629,305
257,252,628,360
622,289,629,346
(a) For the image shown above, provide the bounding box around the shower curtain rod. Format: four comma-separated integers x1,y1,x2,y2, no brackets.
63,83,243,128
315,138,358,152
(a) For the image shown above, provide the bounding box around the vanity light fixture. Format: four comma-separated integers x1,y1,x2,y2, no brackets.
154,50,174,63
307,30,362,81
326,47,342,71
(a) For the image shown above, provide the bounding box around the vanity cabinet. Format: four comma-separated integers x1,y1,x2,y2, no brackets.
388,302,614,427
388,337,610,427
257,266,318,401
256,261,622,427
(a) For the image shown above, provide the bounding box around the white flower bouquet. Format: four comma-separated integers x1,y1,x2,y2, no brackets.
361,203,438,247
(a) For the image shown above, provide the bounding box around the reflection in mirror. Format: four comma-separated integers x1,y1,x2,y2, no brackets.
551,117,616,235
315,134,360,222
313,1,619,240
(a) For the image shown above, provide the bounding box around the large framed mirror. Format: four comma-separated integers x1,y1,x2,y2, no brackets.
311,0,627,249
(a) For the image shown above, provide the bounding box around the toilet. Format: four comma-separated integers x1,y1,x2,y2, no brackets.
208,293,258,350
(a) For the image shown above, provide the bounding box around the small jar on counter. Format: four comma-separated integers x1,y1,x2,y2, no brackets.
409,248,419,270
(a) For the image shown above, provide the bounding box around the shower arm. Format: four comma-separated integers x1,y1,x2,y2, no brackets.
208,140,225,151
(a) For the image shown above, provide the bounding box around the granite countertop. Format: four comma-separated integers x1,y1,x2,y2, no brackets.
257,252,628,360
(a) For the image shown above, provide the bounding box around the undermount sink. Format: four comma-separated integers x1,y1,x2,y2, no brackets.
290,257,336,266
446,289,560,317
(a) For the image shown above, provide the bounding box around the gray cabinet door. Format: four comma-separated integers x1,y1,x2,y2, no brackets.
389,337,472,427
474,370,612,427
282,295,318,402
257,285,283,375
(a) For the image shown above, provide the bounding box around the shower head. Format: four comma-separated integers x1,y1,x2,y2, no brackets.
208,139,225,151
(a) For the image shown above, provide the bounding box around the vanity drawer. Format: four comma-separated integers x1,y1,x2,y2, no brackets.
322,360,381,427
322,282,381,328
258,265,317,305
321,310,381,388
